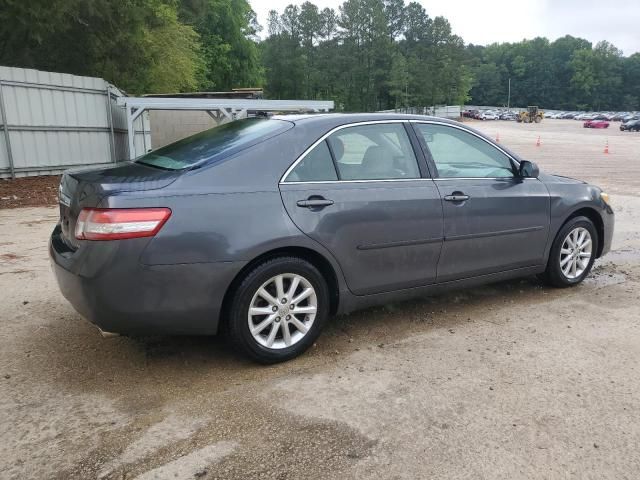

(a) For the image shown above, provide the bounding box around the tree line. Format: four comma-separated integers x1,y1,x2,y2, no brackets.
1,0,638,111
0,0,261,94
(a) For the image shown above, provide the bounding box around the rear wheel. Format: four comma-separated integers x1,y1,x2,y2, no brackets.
539,216,598,288
227,256,330,363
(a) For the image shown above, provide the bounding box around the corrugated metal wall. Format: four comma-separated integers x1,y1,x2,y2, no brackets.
0,66,150,178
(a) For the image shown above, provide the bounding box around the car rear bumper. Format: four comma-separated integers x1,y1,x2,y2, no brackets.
49,225,245,335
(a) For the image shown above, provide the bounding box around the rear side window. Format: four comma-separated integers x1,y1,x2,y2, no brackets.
285,140,338,182
136,118,292,170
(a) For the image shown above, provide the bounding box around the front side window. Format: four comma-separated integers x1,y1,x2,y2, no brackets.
414,124,514,178
327,123,420,180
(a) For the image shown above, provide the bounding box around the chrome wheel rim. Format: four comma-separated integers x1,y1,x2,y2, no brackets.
248,273,317,350
560,227,592,279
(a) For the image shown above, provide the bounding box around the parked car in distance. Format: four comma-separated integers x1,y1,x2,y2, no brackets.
620,119,640,131
583,120,610,128
50,114,614,363
612,113,628,121
499,111,518,121
480,111,500,120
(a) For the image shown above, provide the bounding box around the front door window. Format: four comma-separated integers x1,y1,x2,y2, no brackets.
414,124,514,178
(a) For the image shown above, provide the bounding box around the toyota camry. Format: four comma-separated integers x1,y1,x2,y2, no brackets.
50,114,614,363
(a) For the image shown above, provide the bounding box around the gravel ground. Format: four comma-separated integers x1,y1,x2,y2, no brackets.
1,119,639,479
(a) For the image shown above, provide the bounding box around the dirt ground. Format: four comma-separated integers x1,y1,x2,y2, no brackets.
1,119,639,479
0,175,60,209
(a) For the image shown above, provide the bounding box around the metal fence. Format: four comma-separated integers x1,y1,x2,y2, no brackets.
378,105,462,119
464,105,526,113
0,66,150,178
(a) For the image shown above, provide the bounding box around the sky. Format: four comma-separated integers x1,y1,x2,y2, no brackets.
249,0,640,55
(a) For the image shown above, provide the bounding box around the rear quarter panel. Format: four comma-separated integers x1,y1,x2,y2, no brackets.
99,127,350,292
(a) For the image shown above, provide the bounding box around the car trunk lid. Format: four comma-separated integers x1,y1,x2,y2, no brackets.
58,162,181,249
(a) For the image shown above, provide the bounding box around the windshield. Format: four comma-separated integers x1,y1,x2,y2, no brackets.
136,118,292,170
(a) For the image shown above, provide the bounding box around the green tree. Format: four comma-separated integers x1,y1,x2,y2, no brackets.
388,51,409,107
299,2,321,98
570,41,623,110
383,0,405,40
622,53,640,110
548,35,592,108
179,0,263,90
469,62,504,105
465,36,634,110
0,0,201,94
260,6,304,99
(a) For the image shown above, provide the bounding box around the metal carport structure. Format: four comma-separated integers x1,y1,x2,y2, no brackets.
117,97,335,160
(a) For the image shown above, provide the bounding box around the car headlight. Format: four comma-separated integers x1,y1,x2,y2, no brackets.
600,192,611,206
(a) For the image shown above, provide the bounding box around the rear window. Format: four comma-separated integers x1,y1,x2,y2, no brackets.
136,118,292,170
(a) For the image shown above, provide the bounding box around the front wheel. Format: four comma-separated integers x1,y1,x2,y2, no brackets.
226,257,330,363
539,216,598,288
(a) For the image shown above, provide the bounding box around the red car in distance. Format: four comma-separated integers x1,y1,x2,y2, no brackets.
583,120,610,128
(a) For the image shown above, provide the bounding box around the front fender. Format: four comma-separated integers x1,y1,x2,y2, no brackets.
543,181,613,261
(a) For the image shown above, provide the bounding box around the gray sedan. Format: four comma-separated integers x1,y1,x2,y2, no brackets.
50,114,614,363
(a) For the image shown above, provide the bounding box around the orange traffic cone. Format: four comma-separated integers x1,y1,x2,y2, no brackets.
496,132,500,143
604,139,609,154
536,136,541,147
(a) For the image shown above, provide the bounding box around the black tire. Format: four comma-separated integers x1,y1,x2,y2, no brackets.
539,216,599,288
226,256,330,363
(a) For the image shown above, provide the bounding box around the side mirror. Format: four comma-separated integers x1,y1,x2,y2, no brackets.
518,160,539,178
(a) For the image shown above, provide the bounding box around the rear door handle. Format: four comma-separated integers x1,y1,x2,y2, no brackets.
296,198,334,208
444,194,470,202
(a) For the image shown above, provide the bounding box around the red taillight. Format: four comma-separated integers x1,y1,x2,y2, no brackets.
75,208,171,241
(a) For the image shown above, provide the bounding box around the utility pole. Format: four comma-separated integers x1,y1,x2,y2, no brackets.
507,77,511,110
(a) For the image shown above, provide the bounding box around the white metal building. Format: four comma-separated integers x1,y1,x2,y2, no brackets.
0,66,150,178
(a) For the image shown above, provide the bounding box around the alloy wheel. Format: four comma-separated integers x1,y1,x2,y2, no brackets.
559,227,592,279
247,273,318,349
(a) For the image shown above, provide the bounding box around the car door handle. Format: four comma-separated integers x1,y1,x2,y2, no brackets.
296,198,334,208
444,193,470,202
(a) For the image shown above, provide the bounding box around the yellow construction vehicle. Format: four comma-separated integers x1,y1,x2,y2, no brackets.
517,106,544,123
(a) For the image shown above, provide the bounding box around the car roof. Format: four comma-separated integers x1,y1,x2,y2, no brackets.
271,113,468,129
273,112,462,128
